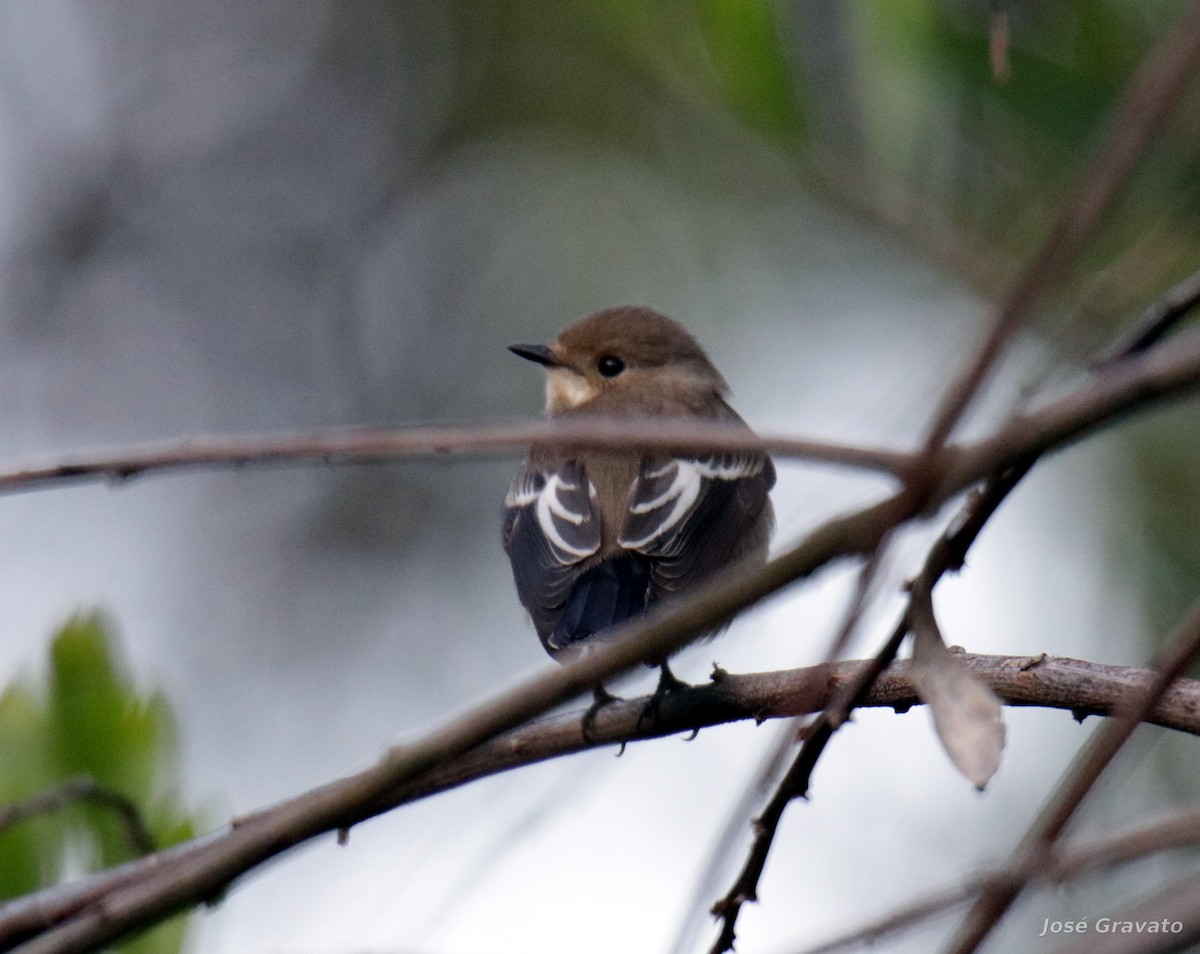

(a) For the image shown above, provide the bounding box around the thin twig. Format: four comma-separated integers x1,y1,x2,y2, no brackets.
0,323,1197,511
947,597,1200,953
668,716,801,954
0,422,912,496
0,776,156,857
797,801,1200,954
671,553,889,954
1051,870,1200,953
1091,265,1200,367
706,618,910,954
944,327,1200,493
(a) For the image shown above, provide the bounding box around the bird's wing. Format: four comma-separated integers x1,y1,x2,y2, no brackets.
619,450,775,594
503,459,602,637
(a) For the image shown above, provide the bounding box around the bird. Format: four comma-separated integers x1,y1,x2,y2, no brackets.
502,305,775,708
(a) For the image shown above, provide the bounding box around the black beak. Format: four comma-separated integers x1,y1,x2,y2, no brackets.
509,343,562,367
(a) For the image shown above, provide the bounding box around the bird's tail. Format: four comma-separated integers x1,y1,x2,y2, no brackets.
551,556,652,651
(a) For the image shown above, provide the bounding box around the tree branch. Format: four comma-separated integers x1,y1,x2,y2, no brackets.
947,596,1200,953
0,422,912,496
799,800,1200,954
3,653,1199,953
4,320,1200,953
703,271,1200,949
1091,264,1200,367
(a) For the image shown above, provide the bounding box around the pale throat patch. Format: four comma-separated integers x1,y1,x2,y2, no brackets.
545,368,599,413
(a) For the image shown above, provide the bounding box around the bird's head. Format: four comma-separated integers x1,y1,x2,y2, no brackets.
510,306,728,415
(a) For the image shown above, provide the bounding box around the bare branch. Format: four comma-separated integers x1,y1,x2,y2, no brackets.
706,617,911,954
0,324,1196,515
703,14,1200,934
3,653,1200,953
946,328,1200,494
701,321,1200,949
947,596,1200,953
799,801,1200,954
703,451,1060,950
1091,265,1200,367
0,421,912,496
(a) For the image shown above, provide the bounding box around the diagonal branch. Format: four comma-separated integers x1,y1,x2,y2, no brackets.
798,800,1200,954
4,653,1200,952
705,245,1200,954
1091,265,1200,367
946,596,1200,953
700,332,1197,952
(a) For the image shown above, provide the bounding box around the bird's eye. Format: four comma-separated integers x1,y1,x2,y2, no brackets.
597,355,625,378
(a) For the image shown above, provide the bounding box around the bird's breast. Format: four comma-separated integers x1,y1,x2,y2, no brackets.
581,451,644,555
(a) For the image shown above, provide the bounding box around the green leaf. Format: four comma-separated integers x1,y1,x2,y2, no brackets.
0,613,201,953
0,683,55,897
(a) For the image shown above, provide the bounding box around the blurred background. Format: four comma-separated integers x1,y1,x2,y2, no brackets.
0,2,1198,952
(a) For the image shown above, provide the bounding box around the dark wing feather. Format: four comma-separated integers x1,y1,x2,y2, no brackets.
503,460,601,645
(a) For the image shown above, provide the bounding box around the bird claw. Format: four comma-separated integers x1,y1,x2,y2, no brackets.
637,661,691,732
581,683,621,744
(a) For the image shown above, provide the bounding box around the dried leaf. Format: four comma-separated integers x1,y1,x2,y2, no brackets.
910,605,1006,790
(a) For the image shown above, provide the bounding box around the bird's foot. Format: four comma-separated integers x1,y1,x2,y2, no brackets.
637,661,692,733
581,683,621,745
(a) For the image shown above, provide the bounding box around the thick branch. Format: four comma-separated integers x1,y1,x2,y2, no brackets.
3,652,1199,953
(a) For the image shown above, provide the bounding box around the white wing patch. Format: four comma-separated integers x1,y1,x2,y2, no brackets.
694,457,761,480
536,473,598,558
621,461,702,550
619,454,764,552
505,467,544,507
506,463,601,564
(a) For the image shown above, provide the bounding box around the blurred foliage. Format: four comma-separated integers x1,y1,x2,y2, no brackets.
1122,405,1200,804
1123,408,1200,644
844,0,1200,333
0,614,199,954
442,0,803,150
438,0,1200,335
